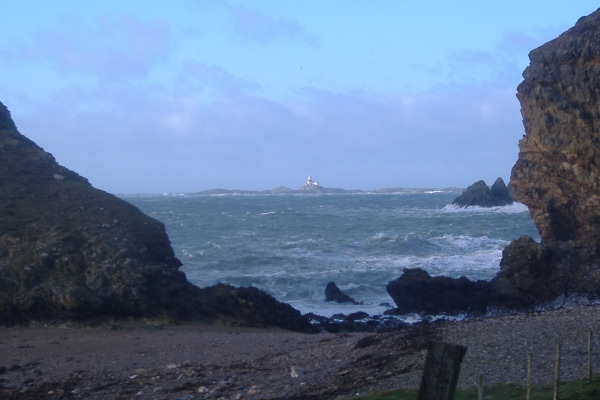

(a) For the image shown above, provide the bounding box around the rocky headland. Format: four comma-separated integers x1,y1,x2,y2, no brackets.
0,101,311,331
388,8,600,316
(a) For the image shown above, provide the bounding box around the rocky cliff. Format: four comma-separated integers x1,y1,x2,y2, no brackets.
388,8,600,315
512,9,600,245
494,7,600,305
0,101,310,330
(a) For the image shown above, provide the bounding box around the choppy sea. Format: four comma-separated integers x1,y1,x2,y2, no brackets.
122,190,539,318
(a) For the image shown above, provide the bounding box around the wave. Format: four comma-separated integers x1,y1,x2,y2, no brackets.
430,234,508,251
368,232,399,242
441,202,529,214
280,238,324,249
260,211,277,215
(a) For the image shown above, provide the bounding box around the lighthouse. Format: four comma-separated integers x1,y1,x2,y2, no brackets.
306,175,319,186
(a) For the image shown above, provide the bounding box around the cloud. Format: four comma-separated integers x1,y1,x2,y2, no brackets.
3,7,529,193
176,61,261,100
229,5,318,46
1,14,172,80
10,61,524,193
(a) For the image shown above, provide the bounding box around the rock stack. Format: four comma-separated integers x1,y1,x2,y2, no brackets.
451,177,512,207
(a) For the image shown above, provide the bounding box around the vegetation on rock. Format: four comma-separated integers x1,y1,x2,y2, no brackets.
0,101,311,330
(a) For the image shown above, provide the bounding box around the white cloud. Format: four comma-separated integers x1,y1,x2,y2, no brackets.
9,66,524,193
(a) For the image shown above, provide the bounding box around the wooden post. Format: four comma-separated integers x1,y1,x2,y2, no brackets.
417,341,467,400
588,331,593,384
526,354,531,400
477,374,483,400
554,343,561,400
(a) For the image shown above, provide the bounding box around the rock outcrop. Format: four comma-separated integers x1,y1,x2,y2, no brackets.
451,178,512,207
0,101,311,330
386,268,492,316
388,9,600,315
496,7,600,304
325,282,361,305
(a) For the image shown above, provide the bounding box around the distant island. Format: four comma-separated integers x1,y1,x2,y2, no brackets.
192,175,462,195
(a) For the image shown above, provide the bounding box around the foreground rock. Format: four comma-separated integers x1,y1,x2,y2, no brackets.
0,101,311,331
451,178,512,207
389,9,600,315
386,269,492,316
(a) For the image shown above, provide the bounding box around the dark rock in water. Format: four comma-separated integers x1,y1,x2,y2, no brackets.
490,177,513,205
305,312,408,333
325,282,361,304
0,101,311,331
386,268,493,316
452,178,513,207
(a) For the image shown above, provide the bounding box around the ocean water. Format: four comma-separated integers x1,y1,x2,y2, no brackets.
122,190,539,318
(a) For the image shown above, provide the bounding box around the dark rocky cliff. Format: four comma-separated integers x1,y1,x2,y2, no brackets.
0,102,310,330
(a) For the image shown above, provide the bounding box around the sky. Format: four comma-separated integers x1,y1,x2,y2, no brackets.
1,1,598,194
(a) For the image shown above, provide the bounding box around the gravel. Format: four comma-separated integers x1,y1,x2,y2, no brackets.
1,304,600,399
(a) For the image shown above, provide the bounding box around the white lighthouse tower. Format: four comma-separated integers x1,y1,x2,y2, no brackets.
306,174,319,186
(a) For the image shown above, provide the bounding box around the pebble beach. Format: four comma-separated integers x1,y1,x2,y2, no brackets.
2,304,600,399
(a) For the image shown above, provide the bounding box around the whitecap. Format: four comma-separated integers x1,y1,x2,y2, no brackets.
369,232,397,242
441,202,529,214
431,235,509,251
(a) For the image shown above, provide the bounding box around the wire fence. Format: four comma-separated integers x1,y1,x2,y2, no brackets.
471,331,596,400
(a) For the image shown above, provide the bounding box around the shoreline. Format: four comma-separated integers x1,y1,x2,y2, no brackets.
3,304,600,399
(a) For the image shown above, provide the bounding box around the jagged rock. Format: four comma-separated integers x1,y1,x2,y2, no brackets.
0,101,312,331
451,178,512,207
194,284,314,331
490,177,513,205
386,268,492,316
491,236,559,309
325,282,360,304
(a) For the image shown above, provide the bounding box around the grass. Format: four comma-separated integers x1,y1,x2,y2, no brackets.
348,376,600,399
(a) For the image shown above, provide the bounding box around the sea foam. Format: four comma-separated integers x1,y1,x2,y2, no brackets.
124,191,538,319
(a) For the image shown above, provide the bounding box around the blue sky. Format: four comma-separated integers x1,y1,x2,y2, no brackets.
1,1,598,193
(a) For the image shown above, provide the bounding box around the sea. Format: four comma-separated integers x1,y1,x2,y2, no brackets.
122,189,539,319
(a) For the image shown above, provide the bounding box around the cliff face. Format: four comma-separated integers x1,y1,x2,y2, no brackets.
0,102,310,330
495,8,600,304
512,9,600,244
0,101,194,323
387,9,600,316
